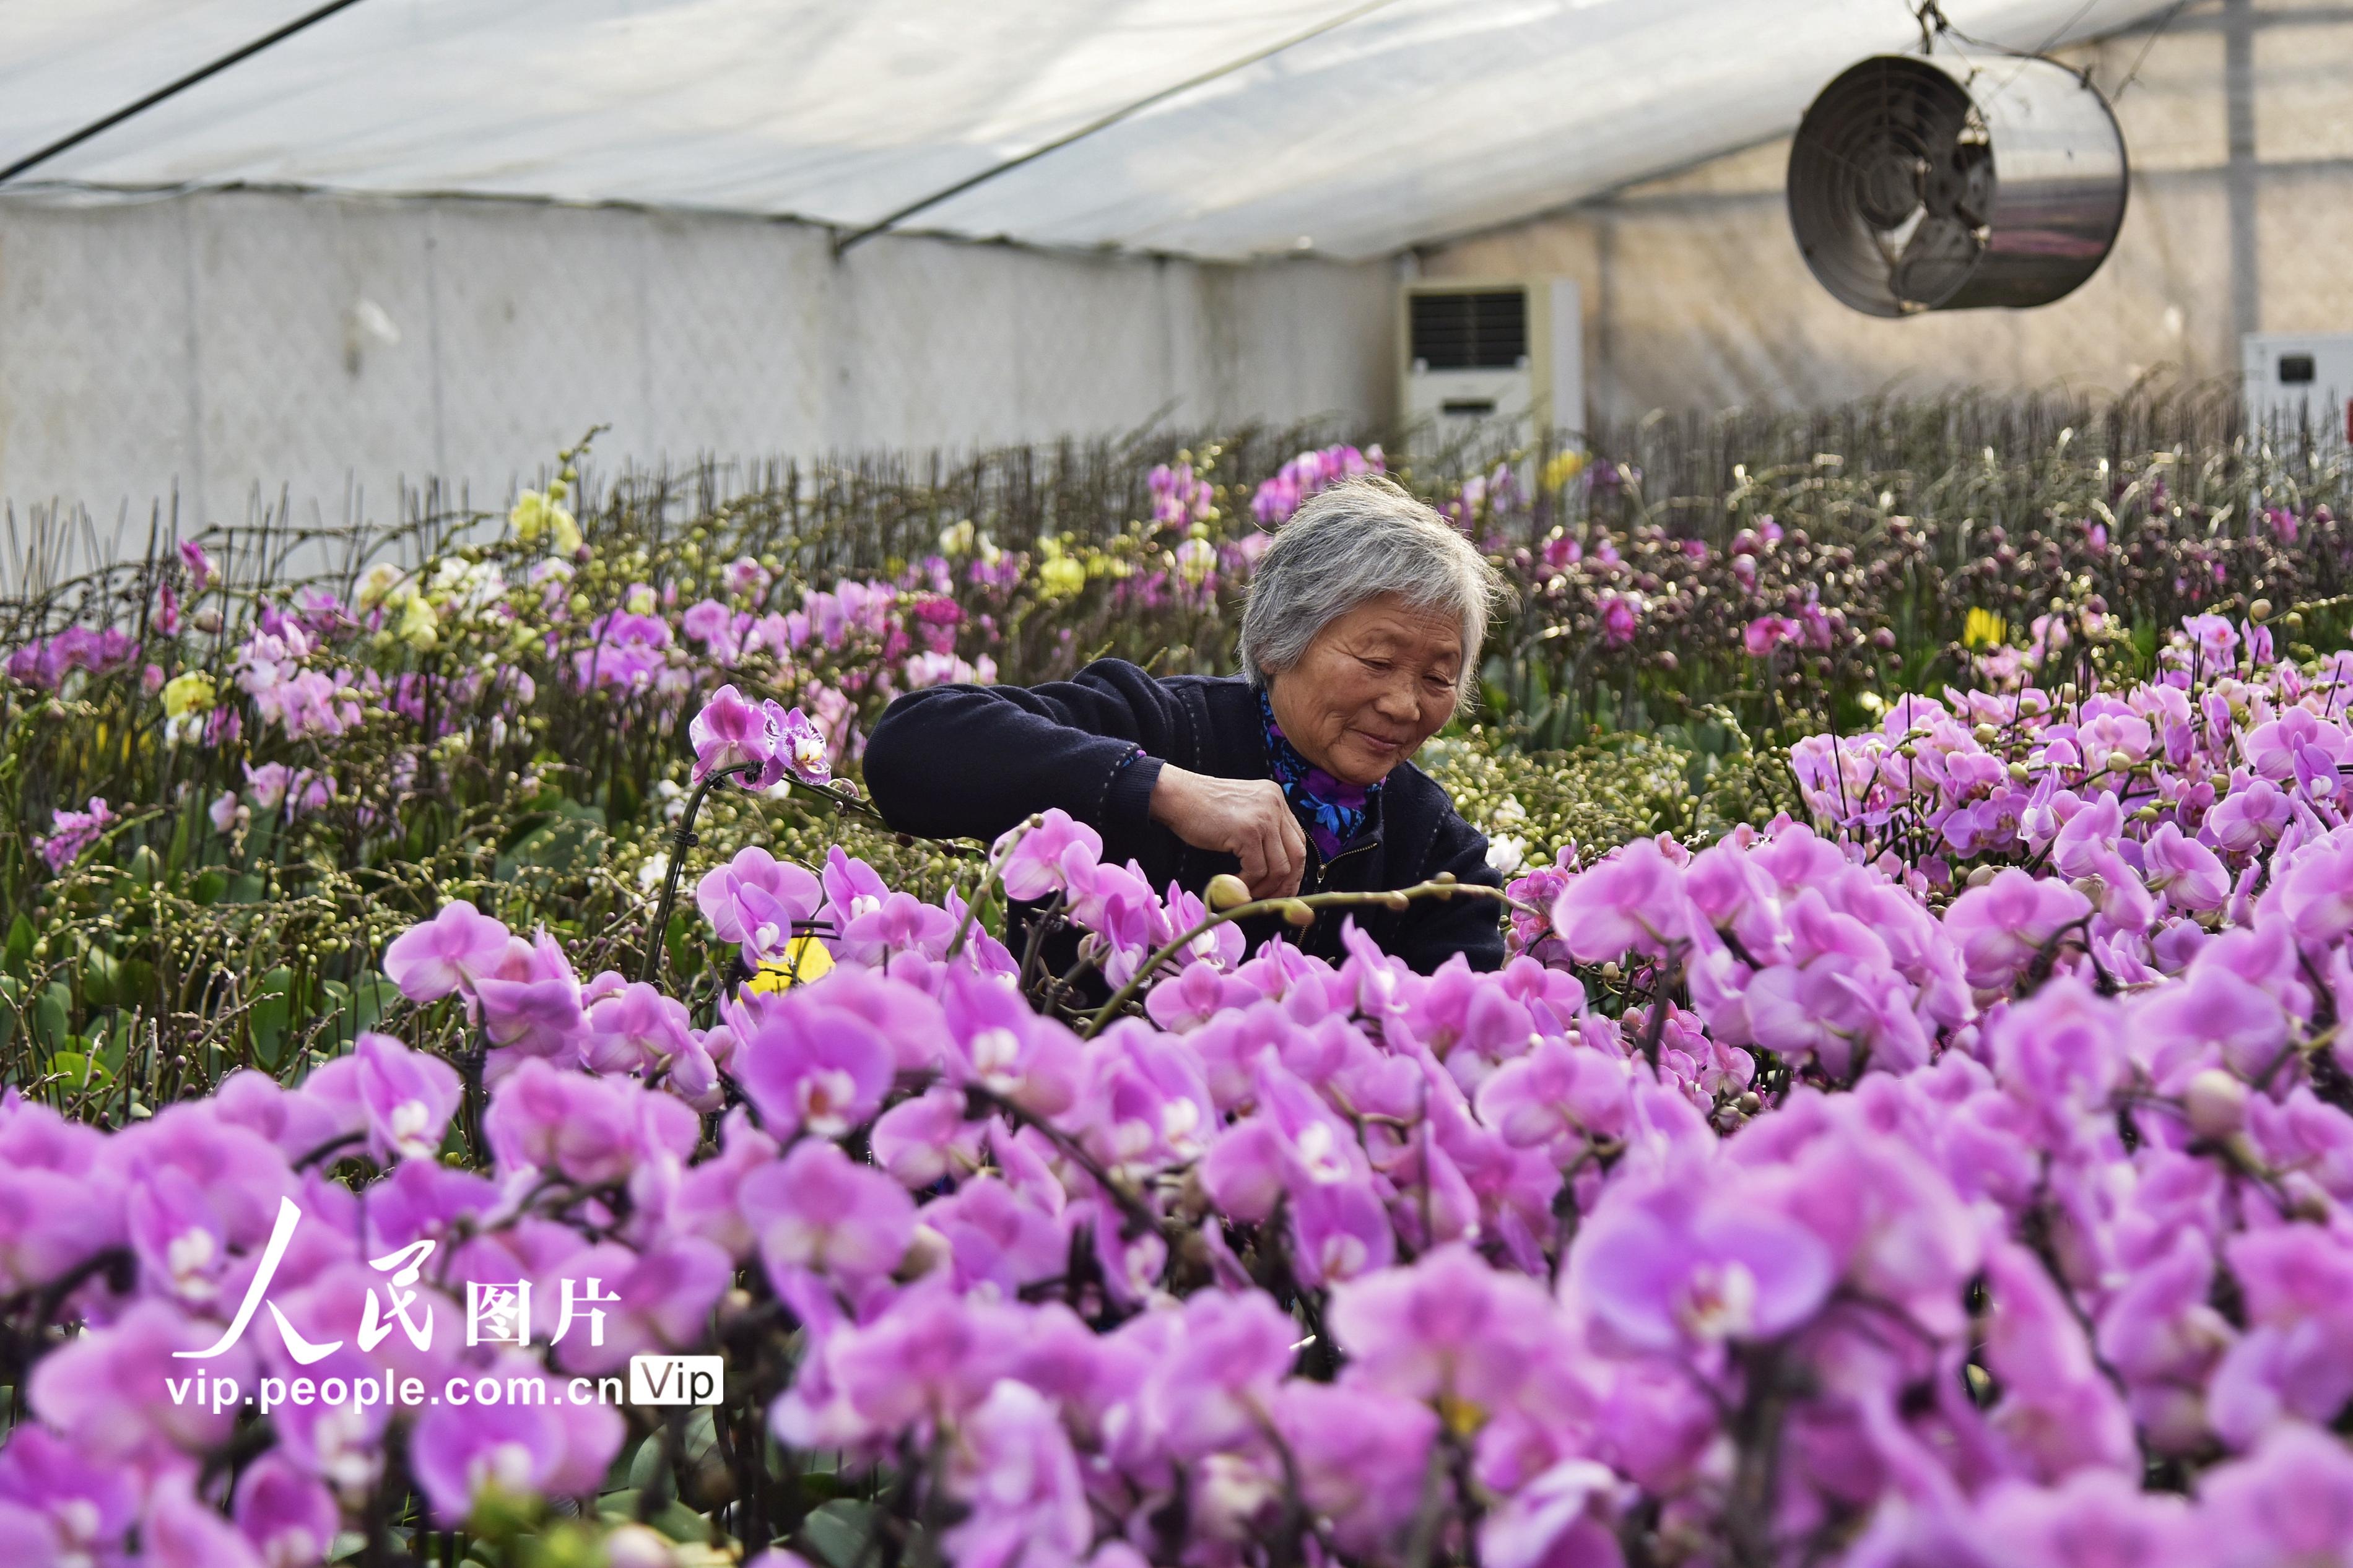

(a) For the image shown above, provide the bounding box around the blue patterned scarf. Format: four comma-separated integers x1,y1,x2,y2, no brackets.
1258,687,1380,859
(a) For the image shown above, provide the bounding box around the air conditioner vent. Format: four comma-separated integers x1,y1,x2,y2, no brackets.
1409,290,1528,370
1396,277,1580,438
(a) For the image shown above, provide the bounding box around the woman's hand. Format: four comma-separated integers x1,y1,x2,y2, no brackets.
1149,765,1306,899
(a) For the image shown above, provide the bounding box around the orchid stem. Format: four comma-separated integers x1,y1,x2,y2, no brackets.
946,815,1032,961
962,1081,1165,1244
638,761,757,985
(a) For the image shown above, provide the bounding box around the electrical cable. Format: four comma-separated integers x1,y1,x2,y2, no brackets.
1910,0,2110,90
0,0,371,188
2110,0,2196,97
1997,0,2104,90
832,0,1403,256
2027,0,2109,58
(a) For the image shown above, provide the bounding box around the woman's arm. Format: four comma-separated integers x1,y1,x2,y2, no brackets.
867,660,1308,891
863,659,1174,846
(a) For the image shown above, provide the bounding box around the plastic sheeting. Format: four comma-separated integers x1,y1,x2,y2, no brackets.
0,0,2178,261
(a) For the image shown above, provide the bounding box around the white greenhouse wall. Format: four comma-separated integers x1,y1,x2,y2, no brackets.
0,186,1395,551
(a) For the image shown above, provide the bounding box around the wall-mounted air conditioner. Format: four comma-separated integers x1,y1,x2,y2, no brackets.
2244,332,2353,443
1398,278,1583,437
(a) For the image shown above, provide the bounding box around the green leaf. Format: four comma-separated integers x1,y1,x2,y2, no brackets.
92,1022,124,1078
316,979,352,1047
82,946,124,1008
627,1432,669,1496
167,802,194,874
248,966,296,1070
343,971,394,1039
33,983,71,1052
108,958,155,1014
495,812,554,855
663,911,697,979
609,772,642,822
1,914,33,979
494,799,606,881
799,1500,879,1568
192,868,230,906
48,1049,111,1089
647,1498,710,1544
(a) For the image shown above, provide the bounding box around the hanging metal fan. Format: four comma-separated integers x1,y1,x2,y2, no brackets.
1787,53,2128,316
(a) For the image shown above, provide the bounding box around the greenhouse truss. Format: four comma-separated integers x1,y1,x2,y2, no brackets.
0,0,2178,261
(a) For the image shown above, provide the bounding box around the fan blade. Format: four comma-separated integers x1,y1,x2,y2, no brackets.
1923,139,1994,227
1872,204,1926,264
1890,215,1981,308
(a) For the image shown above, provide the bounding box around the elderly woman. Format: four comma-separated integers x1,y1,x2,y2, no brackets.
863,476,1512,972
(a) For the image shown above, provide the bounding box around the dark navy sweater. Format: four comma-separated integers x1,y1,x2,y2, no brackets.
863,659,1506,974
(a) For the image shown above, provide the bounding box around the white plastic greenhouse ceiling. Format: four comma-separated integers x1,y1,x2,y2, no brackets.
1,0,2177,260
0,0,2316,543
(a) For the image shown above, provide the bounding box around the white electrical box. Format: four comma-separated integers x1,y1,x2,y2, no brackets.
1399,279,1584,438
2243,332,2353,443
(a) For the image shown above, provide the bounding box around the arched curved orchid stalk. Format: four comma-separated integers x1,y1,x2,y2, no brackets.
638,758,759,984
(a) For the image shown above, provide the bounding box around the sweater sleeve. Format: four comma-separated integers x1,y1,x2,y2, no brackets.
861,659,1176,849
1391,808,1508,974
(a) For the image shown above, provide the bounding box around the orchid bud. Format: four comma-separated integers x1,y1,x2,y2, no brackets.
1967,865,1996,887
2105,750,2135,773
1204,873,1251,911
2248,597,2271,622
1972,722,1998,743
2184,1068,2247,1140
2007,762,2030,782
1279,899,1316,928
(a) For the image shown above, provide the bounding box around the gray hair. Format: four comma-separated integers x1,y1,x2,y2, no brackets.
1237,474,1511,704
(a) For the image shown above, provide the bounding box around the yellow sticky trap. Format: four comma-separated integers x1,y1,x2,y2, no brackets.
747,935,835,993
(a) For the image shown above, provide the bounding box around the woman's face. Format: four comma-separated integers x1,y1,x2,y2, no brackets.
1268,594,1463,788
